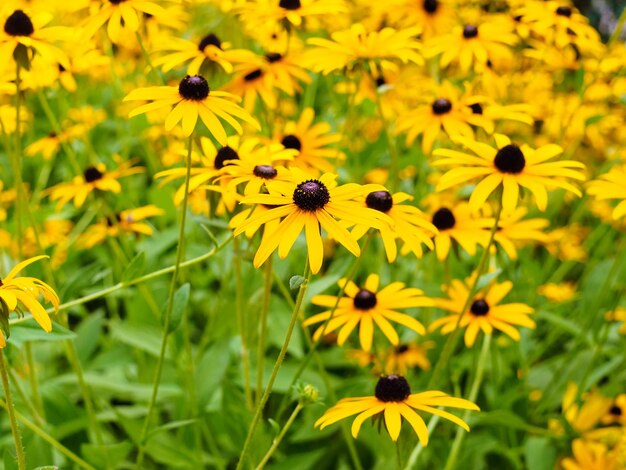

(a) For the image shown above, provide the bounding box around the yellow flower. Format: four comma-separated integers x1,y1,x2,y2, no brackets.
276,108,344,175
236,0,347,30
562,439,617,470
232,170,391,274
433,134,586,213
587,165,626,220
605,307,626,336
430,275,535,347
537,282,576,303
350,190,436,262
315,375,479,443
304,274,432,351
46,159,143,210
0,256,59,347
303,23,423,76
77,205,165,249
124,74,259,141
492,207,549,259
0,9,70,68
383,342,434,375
560,383,612,434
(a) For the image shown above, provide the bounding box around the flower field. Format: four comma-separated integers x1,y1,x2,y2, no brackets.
1,0,626,469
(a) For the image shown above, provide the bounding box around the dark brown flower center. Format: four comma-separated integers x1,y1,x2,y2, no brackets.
83,166,104,183
469,103,483,115
198,33,222,51
253,164,278,179
281,134,302,151
214,146,239,169
432,207,456,230
279,0,301,10
610,405,622,416
365,191,393,213
375,375,411,402
432,98,452,115
244,69,263,82
396,344,410,354
470,299,489,316
178,75,209,100
293,180,330,211
556,6,572,17
423,0,439,14
463,25,479,39
494,144,526,174
265,52,282,63
353,289,377,310
4,10,34,36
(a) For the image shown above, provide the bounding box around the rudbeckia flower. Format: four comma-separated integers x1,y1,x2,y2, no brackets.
492,207,549,259
423,200,492,261
537,282,576,303
382,342,434,375
350,190,436,262
124,74,259,141
587,165,626,220
0,255,59,347
153,32,254,75
304,274,432,351
384,0,456,39
430,275,535,347
315,375,479,443
562,439,617,470
433,134,586,213
236,0,347,30
276,108,344,175
77,205,165,249
232,170,391,274
395,82,492,153
426,19,517,73
46,159,144,210
80,0,167,44
303,23,423,76
0,9,70,68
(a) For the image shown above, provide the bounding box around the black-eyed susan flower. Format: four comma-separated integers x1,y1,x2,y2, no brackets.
153,32,253,75
537,282,576,303
587,165,626,220
0,255,59,347
492,207,549,259
426,18,517,73
224,60,278,112
433,134,586,213
384,0,456,39
80,0,167,44
236,0,346,30
25,126,82,160
276,108,344,175
0,9,70,68
351,190,436,262
422,199,492,260
395,82,492,153
232,170,391,274
124,74,259,141
77,205,165,249
562,439,617,470
304,274,432,351
602,395,626,426
220,139,296,195
430,275,535,347
555,383,612,435
303,23,423,76
315,375,479,443
46,159,144,210
383,342,434,375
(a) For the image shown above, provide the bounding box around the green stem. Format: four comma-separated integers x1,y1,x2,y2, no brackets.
136,134,194,467
12,63,23,256
0,397,96,470
256,256,274,406
234,237,254,410
403,415,441,470
24,344,45,420
374,87,400,191
0,350,26,470
609,6,626,44
396,441,403,470
427,198,502,389
443,334,491,470
135,31,164,84
255,403,303,470
235,260,311,470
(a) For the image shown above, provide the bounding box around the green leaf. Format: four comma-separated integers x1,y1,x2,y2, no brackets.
121,251,146,283
162,283,190,334
13,43,32,70
268,418,280,436
525,437,556,470
476,269,502,291
200,224,219,248
147,419,198,441
81,442,132,469
109,321,174,359
290,275,305,290
9,319,75,346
